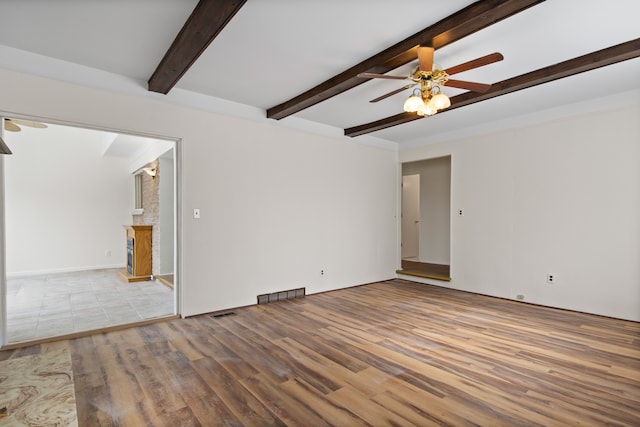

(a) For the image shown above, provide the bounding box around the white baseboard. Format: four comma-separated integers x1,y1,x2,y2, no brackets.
6,264,125,278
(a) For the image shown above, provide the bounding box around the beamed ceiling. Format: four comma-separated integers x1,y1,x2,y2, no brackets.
0,0,638,148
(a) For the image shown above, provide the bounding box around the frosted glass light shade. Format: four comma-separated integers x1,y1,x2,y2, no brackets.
420,100,438,116
403,95,424,113
431,92,451,109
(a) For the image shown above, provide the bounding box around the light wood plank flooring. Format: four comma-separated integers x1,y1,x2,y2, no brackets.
2,279,639,426
398,260,451,281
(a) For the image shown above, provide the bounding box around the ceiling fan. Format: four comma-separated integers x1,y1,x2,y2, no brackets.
3,118,48,132
357,46,503,116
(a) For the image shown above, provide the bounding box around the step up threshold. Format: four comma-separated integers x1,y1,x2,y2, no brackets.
396,269,451,282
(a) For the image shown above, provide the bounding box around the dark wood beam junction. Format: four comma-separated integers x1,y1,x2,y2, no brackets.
266,0,545,120
344,38,640,138
148,0,247,94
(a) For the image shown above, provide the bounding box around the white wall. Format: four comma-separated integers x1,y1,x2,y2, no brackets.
401,104,640,321
403,157,451,265
4,124,133,275
184,122,398,315
0,69,398,316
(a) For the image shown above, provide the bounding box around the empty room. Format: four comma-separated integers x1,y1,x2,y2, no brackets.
0,1,638,425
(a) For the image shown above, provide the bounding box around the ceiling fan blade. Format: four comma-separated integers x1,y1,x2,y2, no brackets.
444,79,492,93
444,52,504,76
10,118,48,129
4,119,21,132
417,46,434,72
370,85,415,103
357,72,408,80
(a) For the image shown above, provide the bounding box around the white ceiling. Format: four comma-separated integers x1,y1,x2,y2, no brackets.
0,0,638,149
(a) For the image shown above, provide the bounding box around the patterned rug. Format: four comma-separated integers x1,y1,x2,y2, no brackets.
0,348,77,426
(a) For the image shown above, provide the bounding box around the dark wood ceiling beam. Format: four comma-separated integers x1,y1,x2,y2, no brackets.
148,0,247,94
447,38,640,110
344,38,640,137
266,0,545,120
343,113,420,138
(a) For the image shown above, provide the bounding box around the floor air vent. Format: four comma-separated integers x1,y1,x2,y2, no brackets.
257,287,305,304
211,311,236,319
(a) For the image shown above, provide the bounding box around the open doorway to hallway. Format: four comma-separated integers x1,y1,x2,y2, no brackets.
402,174,420,260
399,156,452,281
1,118,178,344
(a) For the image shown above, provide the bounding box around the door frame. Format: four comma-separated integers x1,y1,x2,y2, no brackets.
0,112,183,346
400,155,452,269
0,117,7,345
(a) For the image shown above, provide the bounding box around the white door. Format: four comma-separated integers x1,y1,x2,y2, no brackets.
402,174,420,259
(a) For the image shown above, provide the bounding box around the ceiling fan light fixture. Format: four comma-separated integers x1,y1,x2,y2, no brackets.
403,94,424,113
419,101,438,117
431,92,451,110
0,135,12,155
359,51,501,124
404,82,451,116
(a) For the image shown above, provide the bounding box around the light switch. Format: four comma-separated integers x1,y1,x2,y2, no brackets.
193,208,200,219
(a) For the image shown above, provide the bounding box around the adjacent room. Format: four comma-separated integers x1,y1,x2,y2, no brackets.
0,0,638,425
3,121,176,343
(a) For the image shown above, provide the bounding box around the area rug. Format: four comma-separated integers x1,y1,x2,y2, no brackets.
0,348,77,426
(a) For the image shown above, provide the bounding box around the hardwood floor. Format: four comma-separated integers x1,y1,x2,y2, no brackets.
2,279,639,426
398,260,451,281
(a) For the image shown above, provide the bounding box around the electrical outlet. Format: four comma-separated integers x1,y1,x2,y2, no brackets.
105,250,111,257
458,209,464,216
321,269,324,276
193,208,200,219
547,273,555,284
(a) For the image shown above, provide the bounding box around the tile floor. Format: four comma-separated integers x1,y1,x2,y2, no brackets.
6,269,175,343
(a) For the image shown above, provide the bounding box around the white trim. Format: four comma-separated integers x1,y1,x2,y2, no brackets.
6,264,126,279
0,142,7,346
174,138,183,318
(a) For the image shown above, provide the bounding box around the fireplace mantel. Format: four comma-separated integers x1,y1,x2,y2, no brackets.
119,225,152,283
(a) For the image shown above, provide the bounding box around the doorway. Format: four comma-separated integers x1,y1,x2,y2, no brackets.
0,117,179,345
399,156,452,281
402,174,420,260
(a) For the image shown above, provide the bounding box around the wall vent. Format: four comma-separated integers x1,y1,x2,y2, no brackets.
257,287,305,304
